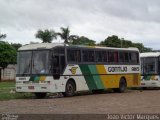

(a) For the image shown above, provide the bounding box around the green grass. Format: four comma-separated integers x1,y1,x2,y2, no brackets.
0,81,33,100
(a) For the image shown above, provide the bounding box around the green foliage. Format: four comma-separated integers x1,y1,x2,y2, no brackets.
11,43,22,51
0,41,17,68
57,27,70,44
100,35,121,47
99,35,152,52
57,27,77,44
0,32,6,40
72,36,96,46
35,29,57,43
0,82,33,100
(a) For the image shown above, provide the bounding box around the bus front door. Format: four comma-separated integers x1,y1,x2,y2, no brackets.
53,55,65,79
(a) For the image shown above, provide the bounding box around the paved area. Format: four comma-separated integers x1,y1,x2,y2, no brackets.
0,90,160,114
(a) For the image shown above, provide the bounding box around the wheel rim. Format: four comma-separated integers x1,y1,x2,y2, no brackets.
67,83,73,94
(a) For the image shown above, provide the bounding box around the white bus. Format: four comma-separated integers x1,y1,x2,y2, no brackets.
16,43,140,98
140,52,160,88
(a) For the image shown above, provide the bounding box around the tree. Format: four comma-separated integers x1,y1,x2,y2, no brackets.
0,42,17,69
0,32,6,40
11,43,22,51
57,27,77,44
99,35,152,52
100,35,121,47
35,29,57,43
72,36,96,46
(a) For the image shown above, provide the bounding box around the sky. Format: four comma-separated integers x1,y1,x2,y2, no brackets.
0,0,160,50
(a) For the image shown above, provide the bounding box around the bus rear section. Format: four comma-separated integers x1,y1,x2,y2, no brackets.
140,52,160,88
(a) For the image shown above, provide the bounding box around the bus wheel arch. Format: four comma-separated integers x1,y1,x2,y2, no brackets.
62,78,76,97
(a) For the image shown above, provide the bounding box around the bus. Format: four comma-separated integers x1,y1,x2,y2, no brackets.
16,43,140,98
140,52,160,88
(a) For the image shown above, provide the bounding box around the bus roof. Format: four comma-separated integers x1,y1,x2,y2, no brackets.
18,43,139,51
140,52,160,58
18,43,66,51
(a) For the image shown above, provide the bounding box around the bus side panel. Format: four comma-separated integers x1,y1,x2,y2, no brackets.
63,65,89,91
96,65,140,88
96,65,118,88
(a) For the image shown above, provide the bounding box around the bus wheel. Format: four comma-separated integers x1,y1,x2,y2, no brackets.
119,78,127,93
114,78,127,93
34,93,47,99
62,80,75,97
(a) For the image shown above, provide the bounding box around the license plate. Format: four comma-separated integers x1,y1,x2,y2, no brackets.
28,86,34,89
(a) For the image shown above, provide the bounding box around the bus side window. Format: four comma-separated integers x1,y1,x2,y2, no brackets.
108,51,118,63
119,52,124,62
129,52,139,64
82,50,95,62
67,49,81,63
95,51,107,62
119,52,129,63
125,52,129,63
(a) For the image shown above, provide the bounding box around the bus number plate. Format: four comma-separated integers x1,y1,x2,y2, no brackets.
28,86,34,89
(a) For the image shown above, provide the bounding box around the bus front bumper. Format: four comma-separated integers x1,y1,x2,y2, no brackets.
140,80,160,87
16,83,51,93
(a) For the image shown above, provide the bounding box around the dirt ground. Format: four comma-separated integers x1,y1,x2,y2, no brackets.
0,90,160,114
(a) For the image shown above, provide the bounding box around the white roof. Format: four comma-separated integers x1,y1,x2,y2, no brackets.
94,46,139,51
140,52,160,58
18,43,65,50
69,45,139,51
18,43,139,51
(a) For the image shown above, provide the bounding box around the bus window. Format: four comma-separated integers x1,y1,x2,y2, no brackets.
67,49,81,62
143,57,157,74
17,51,32,74
108,51,118,63
129,52,139,64
119,52,129,63
124,52,129,62
82,50,94,62
54,47,65,54
32,51,50,74
95,51,107,62
119,52,124,62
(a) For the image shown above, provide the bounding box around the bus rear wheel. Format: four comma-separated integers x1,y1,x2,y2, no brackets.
62,80,75,97
34,93,47,99
114,78,127,93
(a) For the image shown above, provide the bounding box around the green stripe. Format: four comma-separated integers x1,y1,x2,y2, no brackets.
79,64,96,90
79,65,104,90
143,75,151,80
88,65,104,89
29,76,40,82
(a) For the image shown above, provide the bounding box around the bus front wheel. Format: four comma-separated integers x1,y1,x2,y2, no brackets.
34,93,47,99
62,80,75,97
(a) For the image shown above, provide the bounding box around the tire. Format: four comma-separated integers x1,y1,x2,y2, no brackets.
62,80,75,97
34,93,47,99
113,78,127,93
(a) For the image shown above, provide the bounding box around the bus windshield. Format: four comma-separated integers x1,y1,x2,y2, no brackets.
141,57,158,74
17,50,50,75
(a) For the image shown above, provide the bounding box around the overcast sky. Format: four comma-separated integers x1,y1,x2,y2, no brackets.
0,0,160,49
